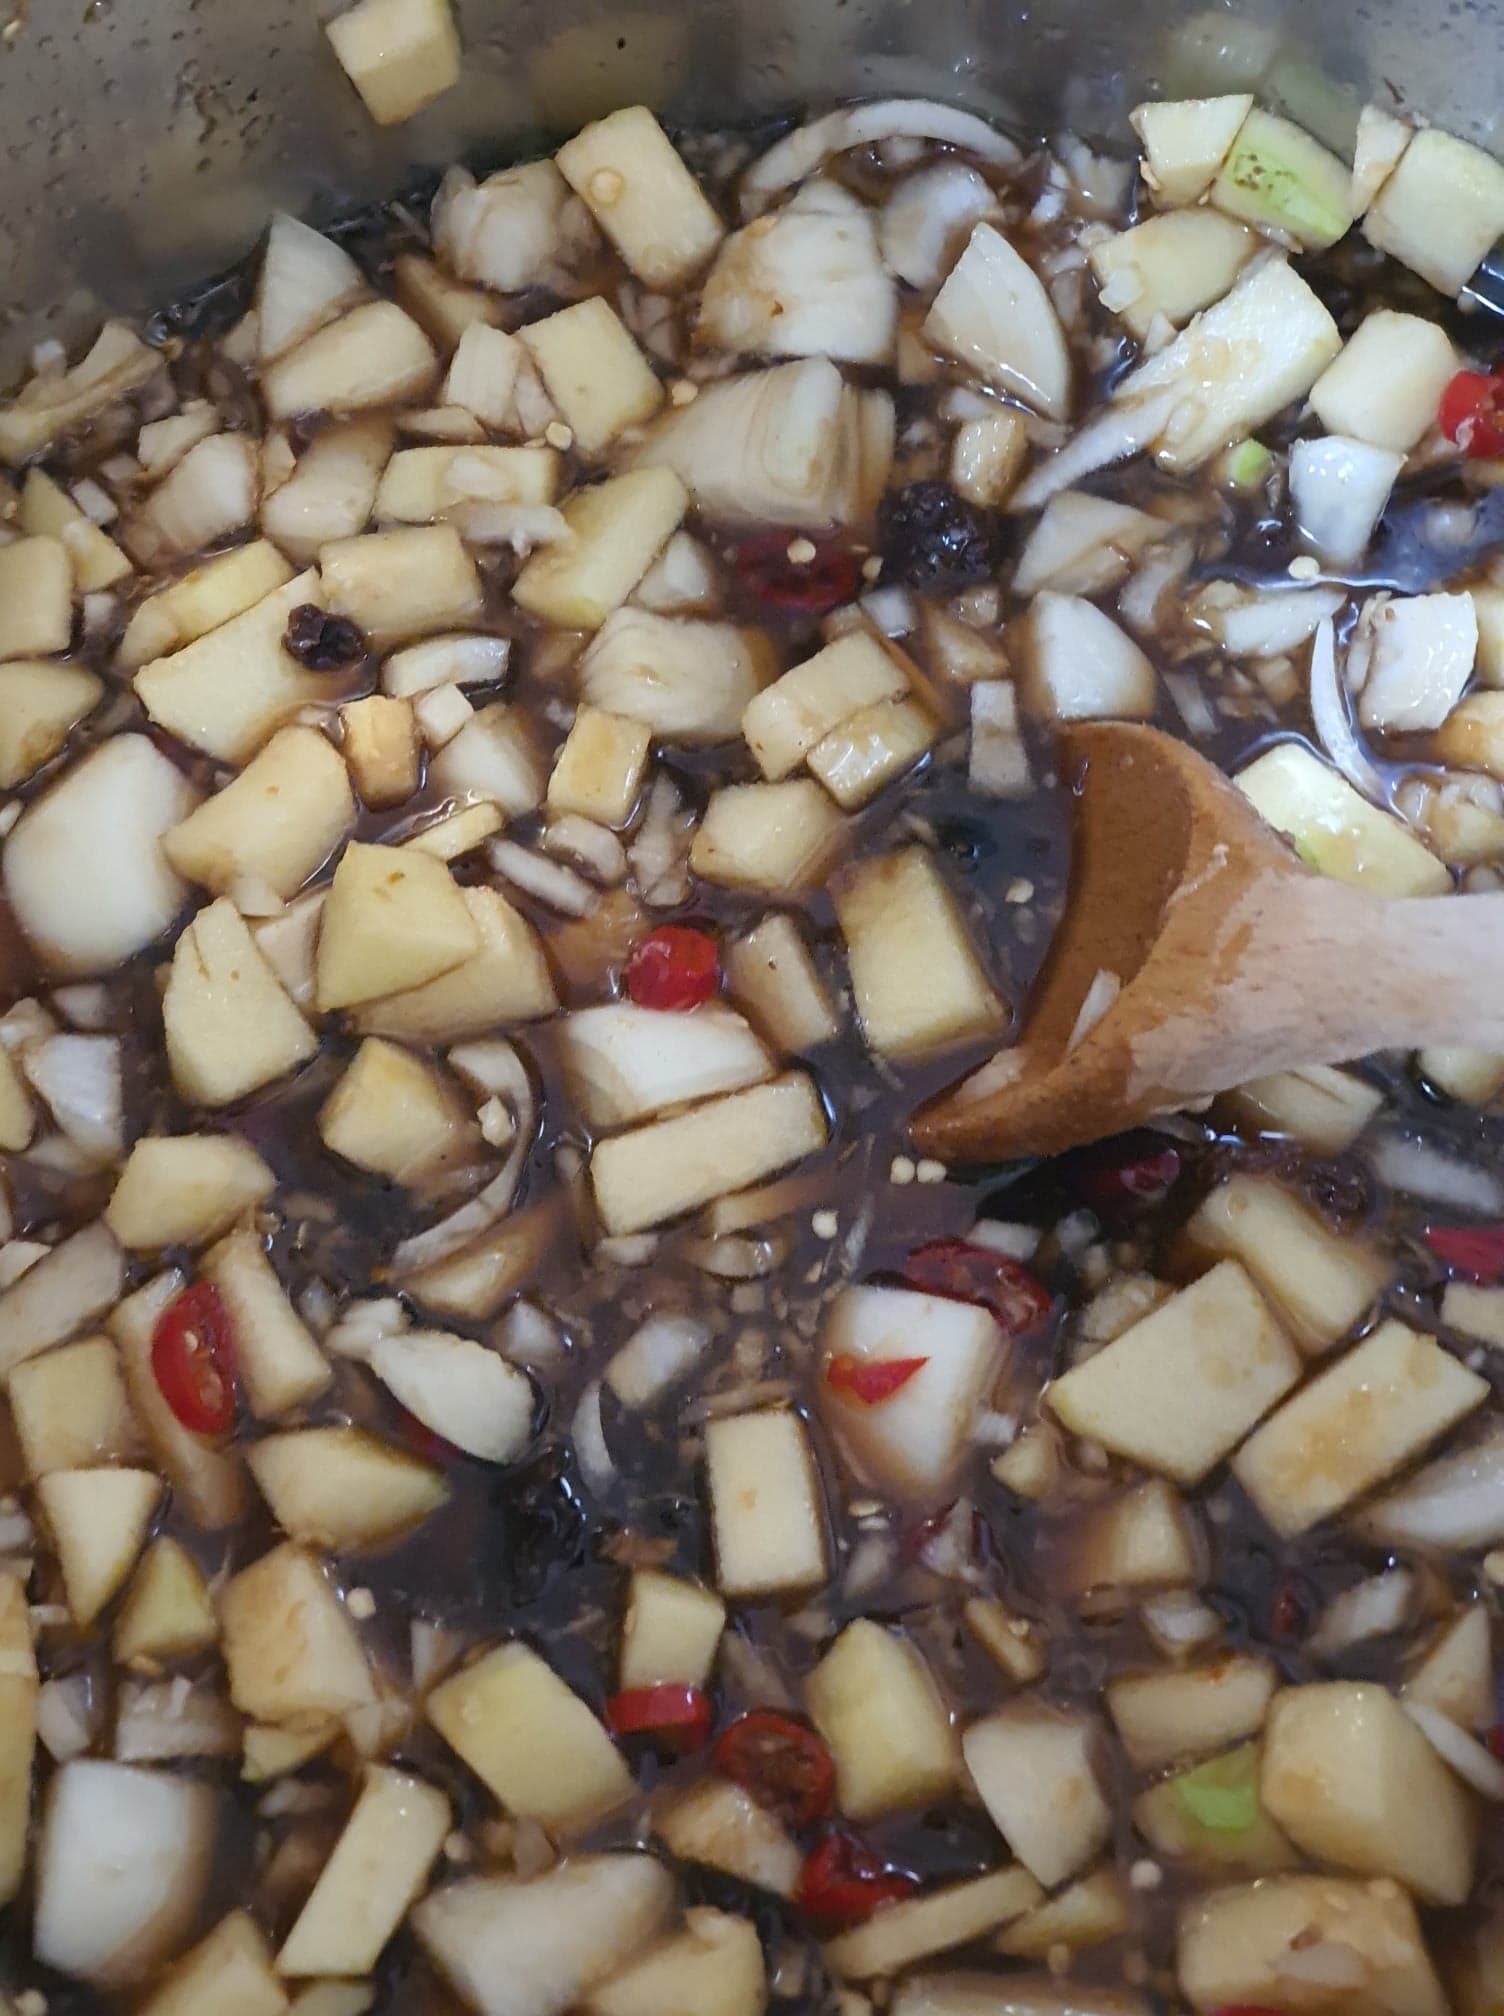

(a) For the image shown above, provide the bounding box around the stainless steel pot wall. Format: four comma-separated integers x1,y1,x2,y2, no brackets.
0,0,1498,371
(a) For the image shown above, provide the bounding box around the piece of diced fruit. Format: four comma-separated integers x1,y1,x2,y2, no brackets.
4,734,198,977
262,419,393,562
578,608,768,743
318,1037,471,1183
1357,590,1477,733
923,222,1070,420
395,252,499,351
1420,1043,1504,1104
834,848,1004,1062
263,300,436,418
1012,490,1166,598
995,1866,1131,1959
1131,94,1254,206
1049,1261,1300,1484
744,632,908,780
427,701,545,814
38,1467,160,1628
1260,1681,1476,1905
705,1406,828,1599
1309,310,1459,452
619,1570,725,1689
1228,1064,1384,1154
404,803,505,861
279,1765,450,1976
427,1642,632,1835
556,106,725,289
805,1620,959,1819
1107,1655,1278,1771
547,707,651,827
0,535,72,661
0,1044,32,1152
114,1539,218,1667
257,211,365,362
808,696,935,809
825,1867,1043,1981
520,298,664,453
315,841,480,1011
654,1779,800,1897
443,322,522,424
0,1222,126,1390
724,913,839,1052
396,1196,561,1325
964,1598,1048,1687
1237,740,1451,895
1364,124,1504,296
560,1001,771,1131
355,884,556,1042
321,523,481,645
691,780,845,894
242,1722,337,1784
1404,1605,1493,1731
591,1072,828,1236
1017,593,1156,722
325,0,459,124
1088,209,1255,339
120,542,295,669
951,409,1028,508
1135,1742,1297,1876
414,1856,674,2016
586,1907,765,2016
818,1285,1006,1502
20,468,130,591
0,1575,36,1907
164,899,317,1107
1117,256,1341,472
199,1228,331,1419
134,571,334,764
1351,102,1414,216
8,1335,139,1478
1210,109,1355,249
1435,688,1504,780
1071,1477,1198,1591
164,725,354,901
33,1761,217,1986
137,1910,285,2016
513,469,688,631
130,432,259,563
0,659,102,789
220,1544,375,1723
1177,1872,1446,2016
1233,1319,1487,1536
339,695,419,809
375,444,559,522
962,1703,1112,1889
106,1133,276,1253
1182,1175,1392,1352
110,1273,247,1534
367,1329,534,1462
249,1427,448,1551
1290,435,1404,565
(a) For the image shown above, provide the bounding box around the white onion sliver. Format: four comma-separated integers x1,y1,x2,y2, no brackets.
605,1314,711,1409
572,1381,616,1495
742,99,1019,211
1307,1568,1414,1658
1405,1699,1504,1800
1359,1429,1504,1551
964,1219,1041,1261
1011,390,1174,513
1371,1134,1504,1213
1309,617,1387,804
1066,969,1120,1053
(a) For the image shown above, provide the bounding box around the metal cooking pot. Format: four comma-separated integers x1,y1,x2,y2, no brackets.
0,0,1499,373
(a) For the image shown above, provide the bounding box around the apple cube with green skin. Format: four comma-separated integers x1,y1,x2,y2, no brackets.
586,1908,766,2016
705,1404,829,1599
1236,741,1450,896
137,1910,284,2016
818,1285,1006,1502
654,1779,801,1897
1210,109,1355,249
805,1620,960,1820
962,1702,1112,1889
1132,1742,1297,1876
1048,1260,1301,1484
278,1765,450,1977
823,1867,1043,1981
220,1544,376,1725
427,1644,632,1835
1260,1681,1477,1906
1232,1319,1488,1537
1106,1655,1278,1772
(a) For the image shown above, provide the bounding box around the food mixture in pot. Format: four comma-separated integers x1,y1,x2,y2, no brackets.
5,48,1504,2016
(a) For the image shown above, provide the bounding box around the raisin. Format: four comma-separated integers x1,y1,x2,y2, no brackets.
284,603,366,670
878,481,996,593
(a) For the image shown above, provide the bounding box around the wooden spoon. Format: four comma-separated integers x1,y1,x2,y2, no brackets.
911,721,1504,1165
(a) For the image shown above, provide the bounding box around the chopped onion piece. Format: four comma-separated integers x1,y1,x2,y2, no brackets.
1405,1699,1504,1800
37,1673,100,1763
741,99,1019,213
324,1295,410,1361
1307,1569,1415,1657
606,1313,712,1408
1309,616,1388,803
1359,1428,1504,1551
572,1380,616,1495
1371,1133,1504,1212
21,1034,123,1164
115,1683,240,1762
964,1220,1041,1261
1011,390,1175,512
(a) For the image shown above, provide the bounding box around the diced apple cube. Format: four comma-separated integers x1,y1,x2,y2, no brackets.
705,1405,828,1598
808,695,935,809
586,1907,765,2016
355,884,556,1041
316,840,480,1011
806,1620,959,1819
724,913,839,1052
654,1779,800,1897
1226,1064,1383,1154
963,1598,1049,1688
427,701,545,813
561,1000,772,1130
219,1543,376,1724
243,1721,337,1783
1178,1873,1447,2016
164,725,354,901
0,1043,32,1151
321,524,482,645
261,420,393,563
340,694,419,809
200,1227,331,1418
374,444,559,522
1261,1681,1476,1905
1017,593,1156,721
513,468,688,631
1089,210,1255,339
443,323,524,426
1183,1175,1393,1352
114,1539,218,1666
825,1867,1043,1981
1049,1261,1300,1484
121,541,295,670
1107,1655,1278,1770
962,1702,1112,1889
834,847,1004,1062
135,571,333,765
818,1285,1006,1502
249,1427,447,1550
951,409,1029,508
9,1334,139,1477
263,301,437,419
395,252,499,351
1071,1477,1198,1591
1237,740,1450,895
556,106,725,289
20,468,130,592
619,1570,725,1688
38,1467,160,1627
1364,125,1504,296
319,1037,471,1182
0,535,72,661
548,707,651,827
107,1133,276,1258
404,802,505,861
137,1910,285,2016
415,1856,674,2016
1235,1319,1487,1536
164,899,317,1107
995,1866,1130,1959
1405,1604,1493,1731
520,298,664,454
0,659,102,789
1358,591,1477,734
279,1763,450,1976
326,0,459,123
591,1072,828,1235
1420,1044,1504,1105
743,631,910,781
691,779,845,894
1131,94,1254,206
427,1641,632,1835
1309,311,1460,451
